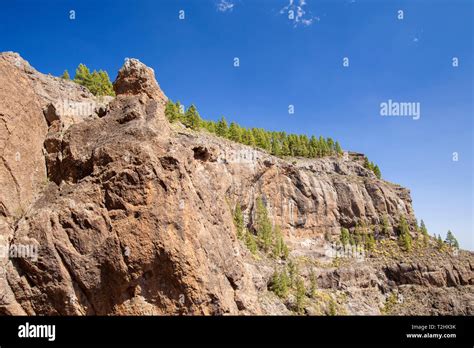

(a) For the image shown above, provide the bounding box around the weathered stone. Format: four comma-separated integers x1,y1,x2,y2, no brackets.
0,52,472,316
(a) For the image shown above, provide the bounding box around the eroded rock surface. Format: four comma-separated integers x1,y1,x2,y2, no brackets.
0,52,472,315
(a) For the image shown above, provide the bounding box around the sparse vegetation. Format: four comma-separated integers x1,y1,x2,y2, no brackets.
328,298,337,316
381,293,398,314
310,289,343,316
233,198,289,259
382,215,392,236
365,233,376,252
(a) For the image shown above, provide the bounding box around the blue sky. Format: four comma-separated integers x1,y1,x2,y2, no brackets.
1,0,472,249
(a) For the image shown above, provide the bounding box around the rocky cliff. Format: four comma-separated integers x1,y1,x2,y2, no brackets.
0,52,472,315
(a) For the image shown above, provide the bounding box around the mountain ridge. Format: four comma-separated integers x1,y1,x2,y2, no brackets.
0,52,472,316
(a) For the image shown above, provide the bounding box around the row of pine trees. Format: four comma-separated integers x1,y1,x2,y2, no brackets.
165,100,346,159
340,217,459,252
59,65,382,177
61,64,115,97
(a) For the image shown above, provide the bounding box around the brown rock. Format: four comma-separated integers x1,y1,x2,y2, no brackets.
1,52,472,316
113,58,167,104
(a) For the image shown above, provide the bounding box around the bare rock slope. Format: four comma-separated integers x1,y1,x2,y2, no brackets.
0,53,472,315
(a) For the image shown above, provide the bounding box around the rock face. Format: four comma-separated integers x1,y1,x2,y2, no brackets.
0,52,472,316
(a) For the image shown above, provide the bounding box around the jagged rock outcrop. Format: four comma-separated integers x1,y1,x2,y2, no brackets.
0,52,472,316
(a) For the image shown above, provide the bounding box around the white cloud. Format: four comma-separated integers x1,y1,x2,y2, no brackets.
217,0,235,12
280,0,319,27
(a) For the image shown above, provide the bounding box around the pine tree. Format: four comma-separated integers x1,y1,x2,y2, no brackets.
420,219,429,246
203,120,216,133
61,70,70,80
73,64,114,96
74,63,91,87
420,219,428,235
309,136,318,157
165,100,179,122
398,216,412,251
287,260,298,287
183,104,201,130
216,117,228,138
271,133,282,156
272,225,289,259
255,197,273,251
340,227,350,246
245,230,258,254
363,157,372,171
174,101,185,121
281,136,290,156
327,137,335,155
373,165,382,179
233,203,244,239
252,128,271,151
319,136,328,157
96,70,115,96
243,129,256,147
228,122,242,142
295,277,306,314
445,230,459,249
270,269,289,298
436,234,444,250
335,141,343,156
299,135,310,157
